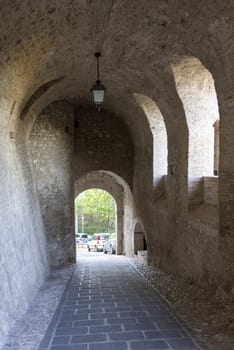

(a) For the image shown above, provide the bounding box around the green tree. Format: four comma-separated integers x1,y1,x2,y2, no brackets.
75,189,116,235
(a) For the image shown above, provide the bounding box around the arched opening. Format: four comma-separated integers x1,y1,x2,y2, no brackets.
134,93,168,201
171,57,220,209
74,170,139,258
75,188,117,257
134,222,147,255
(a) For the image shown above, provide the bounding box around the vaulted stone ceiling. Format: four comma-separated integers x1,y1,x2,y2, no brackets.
1,0,233,141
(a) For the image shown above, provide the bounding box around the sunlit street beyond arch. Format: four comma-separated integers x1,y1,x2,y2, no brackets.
75,189,117,258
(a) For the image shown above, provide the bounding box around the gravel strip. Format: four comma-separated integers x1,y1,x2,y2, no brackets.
2,265,75,350
128,257,234,350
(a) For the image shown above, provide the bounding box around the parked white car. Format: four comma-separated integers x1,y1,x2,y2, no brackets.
76,233,89,244
87,233,109,252
103,233,116,254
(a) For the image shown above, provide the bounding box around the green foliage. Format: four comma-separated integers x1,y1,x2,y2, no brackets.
75,189,116,235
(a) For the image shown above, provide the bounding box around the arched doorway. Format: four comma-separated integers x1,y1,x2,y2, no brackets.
134,222,147,255
75,188,117,257
75,170,136,257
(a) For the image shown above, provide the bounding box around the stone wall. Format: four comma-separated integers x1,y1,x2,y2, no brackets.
204,176,219,206
29,101,75,267
0,135,48,347
73,108,134,188
175,218,221,285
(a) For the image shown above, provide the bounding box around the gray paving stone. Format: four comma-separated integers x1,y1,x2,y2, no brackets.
86,307,104,313
124,322,157,331
119,311,148,318
106,317,137,325
130,340,170,349
71,334,107,343
90,325,122,333
104,306,131,312
55,326,88,335
50,345,87,350
167,337,197,349
86,302,116,308
130,305,145,311
51,336,70,345
76,301,92,306
137,316,171,324
90,312,118,319
155,321,182,330
145,329,182,339
73,319,104,327
75,307,104,315
109,331,145,341
62,314,89,320
60,311,76,316
89,342,128,350
36,253,206,350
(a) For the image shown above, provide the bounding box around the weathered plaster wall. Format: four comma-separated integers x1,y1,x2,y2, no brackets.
0,135,48,347
29,101,75,267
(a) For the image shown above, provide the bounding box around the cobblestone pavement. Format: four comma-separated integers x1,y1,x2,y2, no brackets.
38,252,208,350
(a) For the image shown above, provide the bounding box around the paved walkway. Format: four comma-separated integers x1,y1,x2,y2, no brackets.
38,252,208,350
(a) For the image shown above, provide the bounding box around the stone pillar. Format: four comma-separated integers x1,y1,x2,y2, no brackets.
116,209,124,254
217,88,234,284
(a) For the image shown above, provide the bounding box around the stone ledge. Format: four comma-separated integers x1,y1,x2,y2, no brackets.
136,250,148,265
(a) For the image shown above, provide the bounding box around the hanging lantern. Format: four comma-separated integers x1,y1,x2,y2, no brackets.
91,52,106,111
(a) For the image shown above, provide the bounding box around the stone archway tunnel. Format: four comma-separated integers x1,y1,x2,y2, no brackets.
0,2,234,349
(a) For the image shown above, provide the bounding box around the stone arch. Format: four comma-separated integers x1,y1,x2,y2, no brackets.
133,93,168,202
134,222,147,255
75,170,137,256
171,56,220,208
